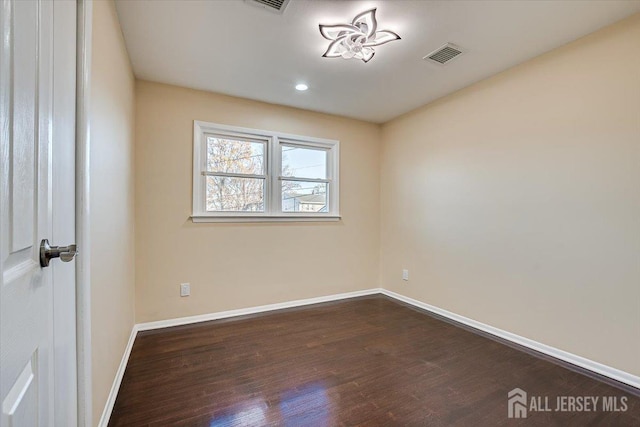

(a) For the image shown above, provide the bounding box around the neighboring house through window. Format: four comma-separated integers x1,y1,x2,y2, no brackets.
192,121,340,222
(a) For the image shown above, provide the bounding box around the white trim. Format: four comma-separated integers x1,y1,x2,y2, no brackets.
97,288,381,425
97,326,138,427
380,289,640,390
75,0,93,425
136,288,380,331
98,287,640,425
202,171,267,180
278,176,330,184
193,121,339,147
191,215,341,223
192,120,340,221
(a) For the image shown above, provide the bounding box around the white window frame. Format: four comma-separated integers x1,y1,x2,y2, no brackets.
192,121,340,222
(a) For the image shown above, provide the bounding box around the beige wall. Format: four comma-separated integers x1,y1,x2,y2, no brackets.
380,15,640,376
134,81,381,322
90,0,136,425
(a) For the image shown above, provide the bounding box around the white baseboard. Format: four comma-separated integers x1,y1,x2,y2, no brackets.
97,288,381,426
97,324,139,427
136,288,382,331
98,286,639,426
380,288,640,390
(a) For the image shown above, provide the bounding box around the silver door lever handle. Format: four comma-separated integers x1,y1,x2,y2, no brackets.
40,239,78,267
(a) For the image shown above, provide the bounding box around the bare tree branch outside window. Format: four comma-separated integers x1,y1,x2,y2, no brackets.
206,138,265,211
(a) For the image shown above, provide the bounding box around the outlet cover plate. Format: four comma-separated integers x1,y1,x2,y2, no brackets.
180,283,191,297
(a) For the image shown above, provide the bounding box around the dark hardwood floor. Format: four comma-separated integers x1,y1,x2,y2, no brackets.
109,296,640,426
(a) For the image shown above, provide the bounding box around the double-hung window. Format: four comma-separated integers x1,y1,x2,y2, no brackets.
192,121,340,222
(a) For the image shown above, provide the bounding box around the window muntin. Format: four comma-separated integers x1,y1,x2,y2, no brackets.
193,121,339,221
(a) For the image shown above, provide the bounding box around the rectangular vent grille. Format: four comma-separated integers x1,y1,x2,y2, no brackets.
424,43,463,65
246,0,290,13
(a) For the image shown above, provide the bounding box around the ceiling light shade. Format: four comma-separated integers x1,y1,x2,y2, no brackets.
295,83,308,91
319,8,400,63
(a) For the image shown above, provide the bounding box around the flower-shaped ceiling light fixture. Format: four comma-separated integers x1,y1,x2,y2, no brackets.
319,8,400,63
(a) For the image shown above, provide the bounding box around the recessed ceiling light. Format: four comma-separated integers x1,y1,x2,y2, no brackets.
295,83,308,91
319,8,401,63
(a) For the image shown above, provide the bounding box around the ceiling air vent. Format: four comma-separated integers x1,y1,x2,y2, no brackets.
424,43,464,65
245,0,290,14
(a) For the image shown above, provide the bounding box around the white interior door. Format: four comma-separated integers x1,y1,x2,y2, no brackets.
0,0,77,426
52,1,78,426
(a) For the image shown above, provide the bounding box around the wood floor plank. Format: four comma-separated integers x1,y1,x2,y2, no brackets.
108,296,640,426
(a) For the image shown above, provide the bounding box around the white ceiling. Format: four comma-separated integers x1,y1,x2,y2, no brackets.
115,0,640,123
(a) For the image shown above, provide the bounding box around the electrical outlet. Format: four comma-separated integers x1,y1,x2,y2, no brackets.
402,269,409,281
180,283,190,297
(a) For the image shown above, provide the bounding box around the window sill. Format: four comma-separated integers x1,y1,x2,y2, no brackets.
190,215,342,223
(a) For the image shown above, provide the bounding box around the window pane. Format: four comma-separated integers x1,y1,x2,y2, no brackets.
281,145,327,179
282,181,328,213
206,176,264,212
207,136,265,175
